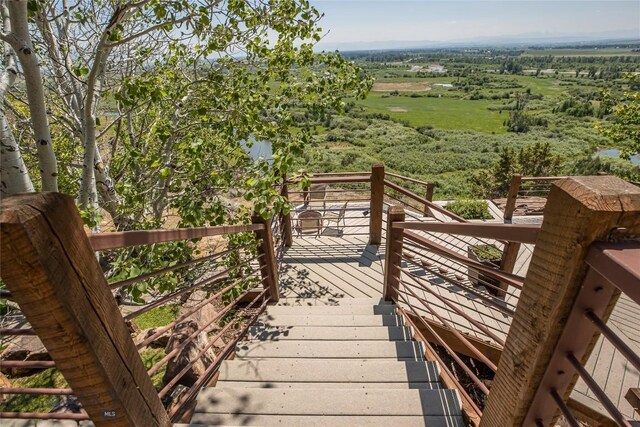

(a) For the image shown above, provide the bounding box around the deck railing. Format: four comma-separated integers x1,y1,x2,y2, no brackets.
384,210,537,424
523,241,640,426
384,175,640,425
384,171,435,216
503,175,567,220
1,168,639,426
505,174,640,221
0,193,279,425
287,170,374,240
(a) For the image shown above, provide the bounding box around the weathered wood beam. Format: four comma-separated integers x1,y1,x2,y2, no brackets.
252,213,280,302
503,174,522,221
481,176,640,426
369,163,385,245
383,205,405,301
0,193,170,426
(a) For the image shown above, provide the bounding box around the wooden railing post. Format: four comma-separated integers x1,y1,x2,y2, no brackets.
252,213,280,302
383,206,405,302
496,241,521,298
503,174,522,221
281,178,293,248
369,162,385,245
0,193,170,427
481,176,640,426
423,182,435,217
302,184,310,207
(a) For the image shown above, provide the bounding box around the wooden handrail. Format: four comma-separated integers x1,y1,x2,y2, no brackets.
520,176,568,181
384,179,466,222
89,223,264,251
383,205,405,301
1,193,170,426
307,175,371,184
287,174,371,185
252,214,280,302
503,174,522,221
386,172,434,187
392,222,540,244
312,171,371,176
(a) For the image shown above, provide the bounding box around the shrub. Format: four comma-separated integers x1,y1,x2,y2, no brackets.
470,244,503,261
445,199,492,220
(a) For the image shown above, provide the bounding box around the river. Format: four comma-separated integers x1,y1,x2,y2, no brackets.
596,148,640,166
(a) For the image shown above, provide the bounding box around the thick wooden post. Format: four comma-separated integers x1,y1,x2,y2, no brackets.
252,213,280,302
383,206,405,302
503,174,522,221
423,183,435,217
481,176,640,426
0,193,170,427
369,163,385,245
281,179,293,248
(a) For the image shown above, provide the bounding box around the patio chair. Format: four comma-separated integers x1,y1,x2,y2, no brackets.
323,202,348,232
296,210,323,237
306,184,327,210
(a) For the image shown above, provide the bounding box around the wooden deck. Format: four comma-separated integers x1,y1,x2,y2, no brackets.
282,202,639,421
191,298,465,426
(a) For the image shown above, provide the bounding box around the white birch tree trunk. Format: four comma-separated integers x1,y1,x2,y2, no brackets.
0,0,33,194
3,0,57,191
77,8,126,209
1,111,34,194
94,145,131,230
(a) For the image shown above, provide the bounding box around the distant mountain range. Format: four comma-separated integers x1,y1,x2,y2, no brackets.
315,29,640,52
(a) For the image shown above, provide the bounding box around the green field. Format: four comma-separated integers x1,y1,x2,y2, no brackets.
357,92,507,133
296,46,640,198
355,71,577,132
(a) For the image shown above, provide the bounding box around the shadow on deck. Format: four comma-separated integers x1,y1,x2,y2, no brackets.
279,203,639,421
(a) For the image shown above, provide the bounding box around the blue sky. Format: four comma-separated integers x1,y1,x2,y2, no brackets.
309,1,640,50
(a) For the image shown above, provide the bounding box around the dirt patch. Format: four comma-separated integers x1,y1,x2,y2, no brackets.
387,106,409,112
372,82,432,92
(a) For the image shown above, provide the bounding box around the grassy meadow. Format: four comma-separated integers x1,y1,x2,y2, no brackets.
294,44,640,197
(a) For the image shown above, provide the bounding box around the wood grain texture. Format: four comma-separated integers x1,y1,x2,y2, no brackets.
369,163,385,245
252,214,280,302
0,193,170,427
424,183,435,216
503,174,522,221
383,205,405,301
481,176,640,427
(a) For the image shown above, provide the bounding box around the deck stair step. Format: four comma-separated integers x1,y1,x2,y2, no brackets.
264,304,396,315
217,359,441,386
275,297,393,306
248,325,413,341
255,313,404,327
191,299,464,426
235,340,426,360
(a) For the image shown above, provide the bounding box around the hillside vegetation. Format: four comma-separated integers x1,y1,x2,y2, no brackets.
293,44,640,198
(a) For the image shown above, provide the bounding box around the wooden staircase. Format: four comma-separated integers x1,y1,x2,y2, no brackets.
188,298,464,426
